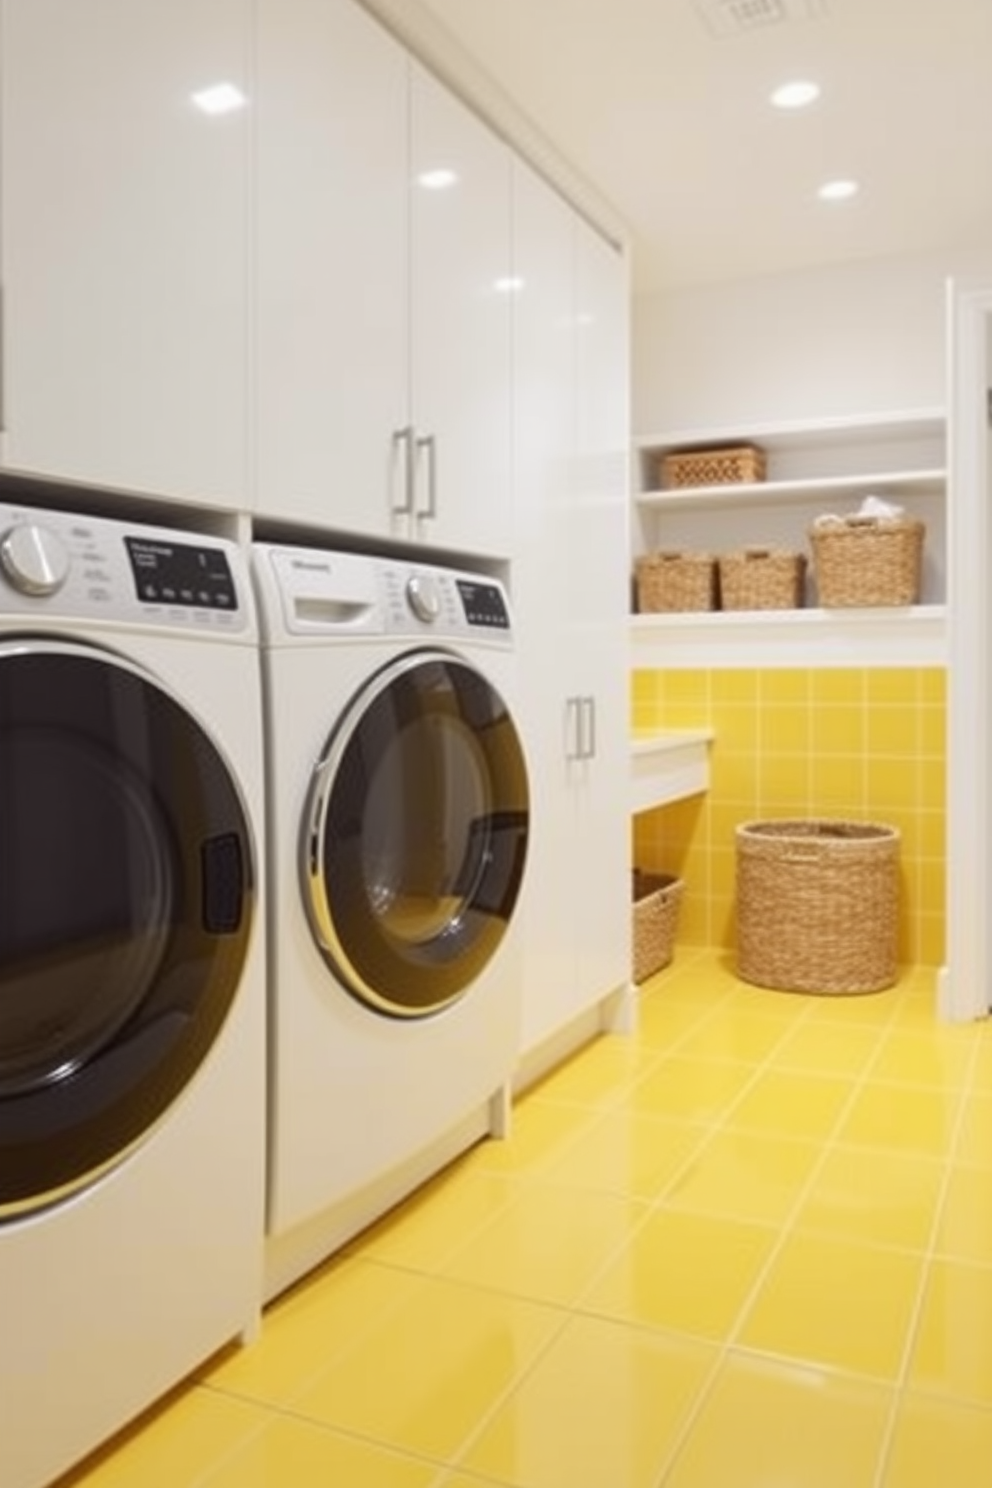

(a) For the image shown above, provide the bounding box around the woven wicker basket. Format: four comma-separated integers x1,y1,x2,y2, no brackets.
632,870,683,983
635,551,717,612
810,515,925,607
660,444,766,489
736,819,899,995
719,547,807,611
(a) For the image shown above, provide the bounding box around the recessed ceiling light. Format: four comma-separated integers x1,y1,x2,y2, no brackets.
770,80,820,109
417,168,459,191
818,178,859,201
191,82,247,116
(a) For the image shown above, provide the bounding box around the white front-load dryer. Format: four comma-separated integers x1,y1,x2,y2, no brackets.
252,543,529,1299
0,503,266,1488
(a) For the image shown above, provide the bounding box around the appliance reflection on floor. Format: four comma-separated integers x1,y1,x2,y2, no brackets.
57,949,992,1488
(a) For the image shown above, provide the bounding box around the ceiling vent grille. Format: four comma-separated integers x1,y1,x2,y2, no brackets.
692,0,828,38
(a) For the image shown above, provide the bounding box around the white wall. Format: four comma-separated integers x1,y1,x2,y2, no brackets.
632,246,992,435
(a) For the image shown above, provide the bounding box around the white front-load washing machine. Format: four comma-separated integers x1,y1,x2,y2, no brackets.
0,503,266,1488
252,543,529,1299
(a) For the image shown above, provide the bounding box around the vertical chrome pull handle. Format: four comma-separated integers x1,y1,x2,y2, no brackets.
581,696,596,760
416,433,438,521
563,696,580,761
391,425,415,516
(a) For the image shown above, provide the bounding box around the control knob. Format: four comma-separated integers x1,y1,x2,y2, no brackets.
0,523,71,597
406,573,441,623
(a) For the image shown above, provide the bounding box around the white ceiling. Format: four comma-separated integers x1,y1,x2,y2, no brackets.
415,0,992,296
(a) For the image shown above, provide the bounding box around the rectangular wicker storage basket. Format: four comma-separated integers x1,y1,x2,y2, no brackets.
635,551,717,612
660,444,766,489
736,819,900,994
632,870,683,983
719,547,807,611
810,515,925,607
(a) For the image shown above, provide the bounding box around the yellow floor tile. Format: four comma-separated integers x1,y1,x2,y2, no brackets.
870,1027,975,1088
437,1183,646,1306
794,1146,945,1251
635,993,717,1049
200,1257,418,1406
629,1055,757,1121
837,1082,962,1156
286,1273,565,1461
772,1019,884,1077
933,1165,992,1267
665,1352,894,1488
354,1166,522,1271
726,1067,853,1140
196,1414,438,1488
582,1208,778,1341
882,1391,992,1488
459,1314,716,1488
803,990,902,1028
461,1095,599,1177
738,1232,925,1380
955,1093,992,1169
674,1010,797,1064
664,1127,822,1226
538,1108,709,1201
908,1259,992,1405
970,1036,992,1091
527,1033,664,1107
57,1386,272,1488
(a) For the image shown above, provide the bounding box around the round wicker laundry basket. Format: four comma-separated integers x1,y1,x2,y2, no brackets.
736,819,900,994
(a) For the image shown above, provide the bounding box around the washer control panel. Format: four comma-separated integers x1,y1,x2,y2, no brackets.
0,503,249,633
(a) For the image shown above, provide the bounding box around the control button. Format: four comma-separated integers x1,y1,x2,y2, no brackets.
406,573,441,623
0,523,71,597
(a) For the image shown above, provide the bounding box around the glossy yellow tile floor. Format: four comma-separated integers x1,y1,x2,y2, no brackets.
59,949,992,1488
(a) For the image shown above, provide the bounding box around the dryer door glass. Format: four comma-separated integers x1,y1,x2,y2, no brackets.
305,650,528,1016
0,642,255,1217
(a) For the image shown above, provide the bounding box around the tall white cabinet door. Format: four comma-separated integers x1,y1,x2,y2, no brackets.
512,160,631,1059
408,63,513,557
0,0,251,508
511,163,577,1047
570,220,632,1010
254,0,408,535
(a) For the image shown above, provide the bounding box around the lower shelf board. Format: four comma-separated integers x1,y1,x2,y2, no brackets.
631,729,713,813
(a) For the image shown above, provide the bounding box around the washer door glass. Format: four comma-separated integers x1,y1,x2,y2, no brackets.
0,641,255,1217
304,650,529,1016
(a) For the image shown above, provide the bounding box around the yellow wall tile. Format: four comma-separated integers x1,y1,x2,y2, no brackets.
631,666,945,967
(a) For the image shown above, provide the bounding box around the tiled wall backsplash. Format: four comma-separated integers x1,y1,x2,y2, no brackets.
631,667,946,967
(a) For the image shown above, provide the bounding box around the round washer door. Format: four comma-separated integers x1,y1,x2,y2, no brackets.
303,648,529,1017
0,639,255,1218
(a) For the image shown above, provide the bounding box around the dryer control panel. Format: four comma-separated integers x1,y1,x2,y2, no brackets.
257,543,515,646
0,503,251,635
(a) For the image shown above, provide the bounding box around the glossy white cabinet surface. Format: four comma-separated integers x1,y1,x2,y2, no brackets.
254,3,512,555
407,61,513,556
0,0,251,508
255,0,407,535
512,160,631,1059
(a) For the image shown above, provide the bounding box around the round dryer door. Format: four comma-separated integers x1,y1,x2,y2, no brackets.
303,649,529,1016
0,640,255,1217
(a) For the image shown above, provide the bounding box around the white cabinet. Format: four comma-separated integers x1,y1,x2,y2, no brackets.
632,410,948,667
255,0,513,556
512,161,631,1066
0,0,251,509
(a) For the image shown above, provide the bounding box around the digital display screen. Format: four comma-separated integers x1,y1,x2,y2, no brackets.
455,579,509,629
125,538,238,611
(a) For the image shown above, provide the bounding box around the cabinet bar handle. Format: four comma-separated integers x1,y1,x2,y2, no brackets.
391,425,415,515
581,696,596,760
416,433,438,521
